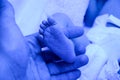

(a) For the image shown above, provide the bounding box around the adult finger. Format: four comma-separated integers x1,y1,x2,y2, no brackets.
51,69,81,80
47,55,88,75
26,33,45,57
73,35,90,55
40,47,85,63
65,26,84,39
75,44,86,55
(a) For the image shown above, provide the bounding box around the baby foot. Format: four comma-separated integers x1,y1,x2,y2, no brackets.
39,17,76,63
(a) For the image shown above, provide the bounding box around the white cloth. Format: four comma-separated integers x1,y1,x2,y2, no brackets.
79,14,120,80
79,44,108,80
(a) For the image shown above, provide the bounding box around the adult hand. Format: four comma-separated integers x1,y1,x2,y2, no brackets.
26,33,88,80
0,0,88,80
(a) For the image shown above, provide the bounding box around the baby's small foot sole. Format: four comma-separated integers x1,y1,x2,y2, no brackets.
39,18,76,63
43,25,76,63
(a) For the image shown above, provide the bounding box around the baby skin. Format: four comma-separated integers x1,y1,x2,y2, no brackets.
39,13,86,63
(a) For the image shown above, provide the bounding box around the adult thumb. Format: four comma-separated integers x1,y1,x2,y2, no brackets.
0,0,29,68
0,0,15,22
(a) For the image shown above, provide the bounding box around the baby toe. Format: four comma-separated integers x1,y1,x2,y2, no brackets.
39,28,44,34
42,20,50,27
47,17,57,25
40,23,47,30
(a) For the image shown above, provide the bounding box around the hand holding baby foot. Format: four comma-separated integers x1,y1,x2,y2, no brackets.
0,1,88,80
